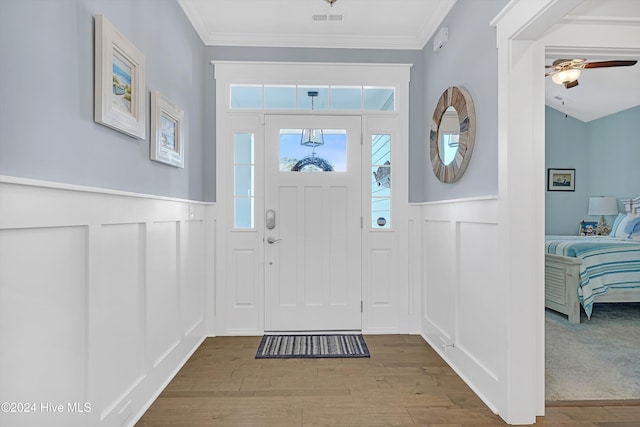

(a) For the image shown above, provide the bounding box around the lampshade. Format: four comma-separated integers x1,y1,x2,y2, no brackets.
588,196,618,216
551,68,581,85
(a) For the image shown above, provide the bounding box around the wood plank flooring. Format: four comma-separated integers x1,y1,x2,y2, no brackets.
136,335,640,426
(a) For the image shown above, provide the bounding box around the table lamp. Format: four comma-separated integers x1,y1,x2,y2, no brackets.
588,196,618,235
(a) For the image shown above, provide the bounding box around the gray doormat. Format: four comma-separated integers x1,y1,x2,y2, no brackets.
256,334,370,359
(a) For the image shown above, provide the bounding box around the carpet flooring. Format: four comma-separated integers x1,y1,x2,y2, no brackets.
256,334,370,359
545,302,640,401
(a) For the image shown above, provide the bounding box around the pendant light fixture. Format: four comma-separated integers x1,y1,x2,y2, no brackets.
300,91,324,157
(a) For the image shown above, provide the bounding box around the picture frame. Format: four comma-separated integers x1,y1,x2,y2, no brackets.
94,15,146,139
579,220,598,236
547,168,575,191
150,91,185,168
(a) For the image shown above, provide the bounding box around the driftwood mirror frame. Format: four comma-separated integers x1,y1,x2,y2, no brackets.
429,86,476,183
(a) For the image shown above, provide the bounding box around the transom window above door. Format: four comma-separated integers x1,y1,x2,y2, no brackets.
230,84,395,111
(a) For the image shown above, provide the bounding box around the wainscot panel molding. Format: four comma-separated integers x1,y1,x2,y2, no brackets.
0,176,213,427
416,196,504,416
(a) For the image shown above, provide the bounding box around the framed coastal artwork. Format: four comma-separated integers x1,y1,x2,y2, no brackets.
150,91,185,168
547,168,575,191
94,15,146,139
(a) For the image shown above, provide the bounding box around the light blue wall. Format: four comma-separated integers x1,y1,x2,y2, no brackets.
0,0,506,204
203,46,423,202
0,0,205,200
586,106,640,199
545,107,589,235
545,105,640,234
422,0,507,202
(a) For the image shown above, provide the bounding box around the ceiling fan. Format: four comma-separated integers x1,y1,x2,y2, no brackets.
545,58,638,89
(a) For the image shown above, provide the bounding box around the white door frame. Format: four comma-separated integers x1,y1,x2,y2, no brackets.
212,61,412,336
492,0,640,423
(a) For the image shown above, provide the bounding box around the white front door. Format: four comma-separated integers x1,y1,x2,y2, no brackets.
264,115,362,331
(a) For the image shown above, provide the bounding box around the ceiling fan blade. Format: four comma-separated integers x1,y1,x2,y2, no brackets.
583,60,638,69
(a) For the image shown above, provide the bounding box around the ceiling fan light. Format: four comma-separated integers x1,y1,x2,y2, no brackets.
552,68,581,85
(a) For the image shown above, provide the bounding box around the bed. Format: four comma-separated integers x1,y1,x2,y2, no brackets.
545,196,640,323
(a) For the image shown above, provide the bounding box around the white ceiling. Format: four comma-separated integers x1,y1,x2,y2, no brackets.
545,57,640,122
177,0,640,122
545,0,640,122
177,0,456,50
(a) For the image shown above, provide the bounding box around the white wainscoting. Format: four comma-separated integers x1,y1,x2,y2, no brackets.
0,176,211,427
416,196,505,414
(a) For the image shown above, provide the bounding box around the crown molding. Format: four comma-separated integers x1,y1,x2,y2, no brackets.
179,0,457,51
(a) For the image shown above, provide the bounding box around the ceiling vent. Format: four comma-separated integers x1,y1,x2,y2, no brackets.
312,14,343,22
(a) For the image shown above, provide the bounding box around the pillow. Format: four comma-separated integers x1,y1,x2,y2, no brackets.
623,217,640,241
610,213,626,236
613,213,640,240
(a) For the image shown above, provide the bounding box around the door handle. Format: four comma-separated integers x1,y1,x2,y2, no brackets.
267,237,282,244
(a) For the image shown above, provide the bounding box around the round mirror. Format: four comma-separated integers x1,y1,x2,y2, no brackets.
430,86,476,183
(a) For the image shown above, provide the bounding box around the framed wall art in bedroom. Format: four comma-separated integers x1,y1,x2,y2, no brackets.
547,168,575,191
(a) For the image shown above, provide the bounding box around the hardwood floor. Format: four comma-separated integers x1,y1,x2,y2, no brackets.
136,335,640,426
